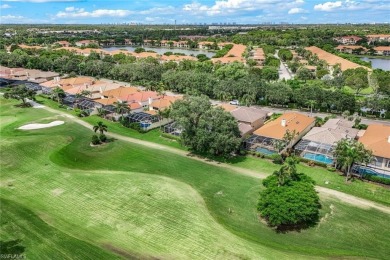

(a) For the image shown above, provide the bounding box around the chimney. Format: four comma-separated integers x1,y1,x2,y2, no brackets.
55,76,60,82
281,119,287,127
388,136,390,143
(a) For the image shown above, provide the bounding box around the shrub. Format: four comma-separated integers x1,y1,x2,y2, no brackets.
258,174,320,229
91,135,100,145
362,174,390,185
161,133,181,141
99,134,107,142
270,154,283,164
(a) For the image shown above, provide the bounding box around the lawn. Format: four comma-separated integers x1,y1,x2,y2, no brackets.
34,95,390,206
1,97,390,259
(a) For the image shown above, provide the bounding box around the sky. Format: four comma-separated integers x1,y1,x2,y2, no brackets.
0,0,389,24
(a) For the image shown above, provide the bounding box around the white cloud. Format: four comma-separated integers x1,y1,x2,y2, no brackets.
183,0,303,16
65,6,75,12
288,7,307,14
314,0,367,12
314,1,343,11
56,8,134,18
0,4,11,8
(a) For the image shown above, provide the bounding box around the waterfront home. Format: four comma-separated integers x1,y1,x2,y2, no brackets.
295,119,358,165
335,45,368,55
305,46,371,71
75,40,98,47
374,46,390,56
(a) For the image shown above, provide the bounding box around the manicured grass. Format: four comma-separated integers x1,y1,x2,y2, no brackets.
34,94,390,206
33,95,390,206
226,155,390,207
1,97,390,259
0,199,120,260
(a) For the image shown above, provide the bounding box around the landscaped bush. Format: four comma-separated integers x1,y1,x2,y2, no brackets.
161,133,181,141
270,154,283,164
362,174,390,185
91,135,100,145
99,134,107,142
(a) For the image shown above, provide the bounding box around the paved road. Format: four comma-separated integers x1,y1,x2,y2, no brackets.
32,101,390,215
275,51,293,80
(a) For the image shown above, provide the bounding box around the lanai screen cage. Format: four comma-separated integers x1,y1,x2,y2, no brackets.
294,139,334,158
163,122,182,136
63,95,76,107
126,112,159,129
25,83,42,91
244,135,286,152
77,99,98,113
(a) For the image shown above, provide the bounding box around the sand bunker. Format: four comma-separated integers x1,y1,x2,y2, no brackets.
18,120,64,130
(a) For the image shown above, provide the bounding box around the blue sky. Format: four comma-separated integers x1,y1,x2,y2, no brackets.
0,0,389,24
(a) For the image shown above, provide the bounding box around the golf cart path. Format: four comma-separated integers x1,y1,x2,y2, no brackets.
40,104,390,215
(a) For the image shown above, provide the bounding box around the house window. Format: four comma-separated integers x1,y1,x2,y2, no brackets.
386,160,390,169
371,157,383,168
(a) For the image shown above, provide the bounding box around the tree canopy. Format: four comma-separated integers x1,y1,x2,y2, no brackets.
170,95,241,157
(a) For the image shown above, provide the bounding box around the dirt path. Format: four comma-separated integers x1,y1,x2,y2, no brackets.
40,105,390,214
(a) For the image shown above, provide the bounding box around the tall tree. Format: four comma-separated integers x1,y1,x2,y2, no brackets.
333,138,372,181
52,87,66,105
93,121,108,135
3,85,36,107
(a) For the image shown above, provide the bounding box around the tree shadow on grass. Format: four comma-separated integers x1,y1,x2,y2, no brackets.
0,239,25,255
275,219,320,233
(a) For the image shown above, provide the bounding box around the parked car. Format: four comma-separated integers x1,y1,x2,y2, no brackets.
229,100,239,105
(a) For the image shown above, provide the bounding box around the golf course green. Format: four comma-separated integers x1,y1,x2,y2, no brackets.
1,97,389,259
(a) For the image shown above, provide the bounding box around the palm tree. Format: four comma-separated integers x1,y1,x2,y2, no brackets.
275,156,299,186
272,139,285,153
97,107,107,118
114,101,129,120
52,87,65,105
93,121,108,135
282,129,299,156
306,100,317,117
334,139,372,182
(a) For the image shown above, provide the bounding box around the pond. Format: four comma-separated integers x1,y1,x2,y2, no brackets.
360,57,390,71
103,46,215,58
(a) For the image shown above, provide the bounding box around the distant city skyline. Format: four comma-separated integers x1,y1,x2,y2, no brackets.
0,0,389,24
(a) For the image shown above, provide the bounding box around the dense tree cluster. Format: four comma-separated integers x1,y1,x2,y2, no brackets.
170,95,241,157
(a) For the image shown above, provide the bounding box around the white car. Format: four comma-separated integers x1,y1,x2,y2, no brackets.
229,100,239,105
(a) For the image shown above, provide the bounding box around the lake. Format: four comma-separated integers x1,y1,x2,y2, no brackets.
103,46,215,58
360,57,390,71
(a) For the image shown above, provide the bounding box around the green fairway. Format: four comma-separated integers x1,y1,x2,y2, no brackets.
1,97,390,259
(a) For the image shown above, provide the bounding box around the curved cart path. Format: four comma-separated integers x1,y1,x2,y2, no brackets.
39,104,390,215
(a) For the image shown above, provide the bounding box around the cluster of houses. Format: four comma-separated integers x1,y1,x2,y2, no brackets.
334,34,390,56
0,66,181,130
17,41,248,64
244,111,390,179
305,46,371,72
163,103,390,179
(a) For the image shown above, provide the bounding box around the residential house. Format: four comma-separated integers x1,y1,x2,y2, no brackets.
179,35,207,41
219,105,269,136
245,112,315,154
295,119,359,165
150,96,182,111
305,46,371,72
160,55,197,63
335,45,368,54
75,40,98,47
374,46,390,56
102,86,139,99
355,125,390,178
367,34,390,43
334,36,362,45
251,48,265,65
211,44,246,64
124,39,135,45
173,41,189,48
120,91,160,108
198,41,215,50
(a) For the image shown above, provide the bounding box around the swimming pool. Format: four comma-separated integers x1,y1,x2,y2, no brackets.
303,152,334,165
256,147,276,155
